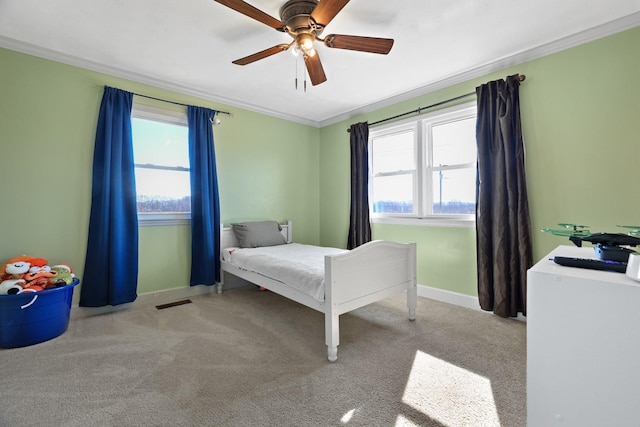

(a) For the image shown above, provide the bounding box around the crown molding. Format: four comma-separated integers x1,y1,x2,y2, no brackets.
2,11,639,129
318,11,640,128
0,35,320,127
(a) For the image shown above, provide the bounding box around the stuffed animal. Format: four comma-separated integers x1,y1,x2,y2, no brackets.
0,279,25,295
50,265,75,286
1,255,54,292
22,264,58,289
1,258,32,281
1,256,74,293
0,255,48,277
0,255,49,275
0,257,33,294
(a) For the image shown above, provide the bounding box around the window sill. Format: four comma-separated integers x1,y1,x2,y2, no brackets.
138,213,191,227
371,215,475,228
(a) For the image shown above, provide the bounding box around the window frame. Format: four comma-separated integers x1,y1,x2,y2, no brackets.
369,123,419,217
131,103,191,227
369,102,477,228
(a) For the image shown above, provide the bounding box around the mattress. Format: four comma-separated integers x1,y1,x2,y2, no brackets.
222,243,347,302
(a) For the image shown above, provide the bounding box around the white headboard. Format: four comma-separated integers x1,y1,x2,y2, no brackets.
220,220,292,250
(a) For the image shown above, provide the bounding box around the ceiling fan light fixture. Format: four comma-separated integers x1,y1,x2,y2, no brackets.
294,32,317,58
298,33,314,50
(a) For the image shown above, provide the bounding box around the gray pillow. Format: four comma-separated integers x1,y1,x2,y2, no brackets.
231,220,287,248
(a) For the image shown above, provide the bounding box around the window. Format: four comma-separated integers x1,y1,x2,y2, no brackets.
369,102,477,227
131,104,191,226
371,126,417,215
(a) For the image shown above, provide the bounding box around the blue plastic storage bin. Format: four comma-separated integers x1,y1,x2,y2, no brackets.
0,278,79,348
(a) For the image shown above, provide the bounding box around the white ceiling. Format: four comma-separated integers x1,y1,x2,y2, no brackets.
1,0,639,127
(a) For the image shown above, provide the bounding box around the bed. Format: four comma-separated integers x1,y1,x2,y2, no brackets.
218,220,417,362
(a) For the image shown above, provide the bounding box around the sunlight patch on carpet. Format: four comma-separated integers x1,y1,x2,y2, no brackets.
401,351,500,427
341,408,357,423
394,414,422,426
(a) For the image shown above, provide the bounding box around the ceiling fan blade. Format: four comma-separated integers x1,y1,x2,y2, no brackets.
304,53,327,86
232,44,290,65
310,0,350,27
214,0,285,31
324,34,394,54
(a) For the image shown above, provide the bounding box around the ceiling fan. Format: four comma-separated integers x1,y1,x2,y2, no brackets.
214,0,394,86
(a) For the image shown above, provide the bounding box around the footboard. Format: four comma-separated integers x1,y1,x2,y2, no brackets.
323,240,417,361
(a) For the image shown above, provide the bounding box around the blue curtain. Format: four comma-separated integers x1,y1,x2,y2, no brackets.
80,87,138,307
188,106,221,285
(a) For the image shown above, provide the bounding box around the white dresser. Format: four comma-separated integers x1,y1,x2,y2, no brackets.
527,245,640,426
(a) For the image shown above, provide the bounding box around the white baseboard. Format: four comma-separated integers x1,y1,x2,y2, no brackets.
70,284,216,320
417,284,481,311
71,282,525,321
417,284,527,321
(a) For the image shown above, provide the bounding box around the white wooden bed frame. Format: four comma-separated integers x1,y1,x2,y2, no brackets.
218,221,417,362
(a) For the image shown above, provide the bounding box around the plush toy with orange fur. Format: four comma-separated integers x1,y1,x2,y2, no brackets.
0,255,57,293
0,256,49,277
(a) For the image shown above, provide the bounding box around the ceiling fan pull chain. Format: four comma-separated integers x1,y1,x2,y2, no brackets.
303,57,307,92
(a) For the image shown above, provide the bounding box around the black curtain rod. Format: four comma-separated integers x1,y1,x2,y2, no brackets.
347,74,526,132
132,92,232,116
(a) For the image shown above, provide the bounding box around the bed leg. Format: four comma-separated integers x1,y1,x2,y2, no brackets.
407,285,417,321
327,346,338,362
216,283,223,295
325,312,339,362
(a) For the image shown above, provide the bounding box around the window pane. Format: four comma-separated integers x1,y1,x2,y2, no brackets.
372,174,414,214
135,168,191,213
131,118,189,168
432,168,476,214
432,117,476,166
372,130,415,174
131,113,191,216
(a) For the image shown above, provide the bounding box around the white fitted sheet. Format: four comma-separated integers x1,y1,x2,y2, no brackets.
223,243,347,302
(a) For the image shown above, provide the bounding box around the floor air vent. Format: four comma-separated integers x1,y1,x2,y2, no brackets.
155,299,192,310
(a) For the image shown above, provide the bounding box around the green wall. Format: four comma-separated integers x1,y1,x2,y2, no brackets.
0,48,320,301
319,26,640,295
1,25,639,304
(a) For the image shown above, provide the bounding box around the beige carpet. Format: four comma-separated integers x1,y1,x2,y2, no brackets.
0,286,526,426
